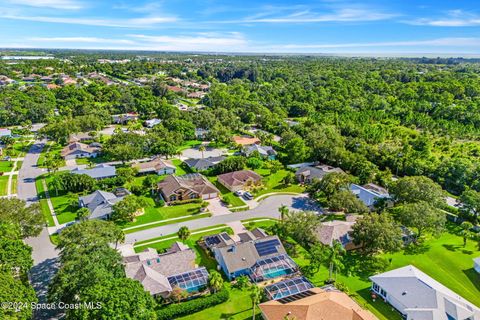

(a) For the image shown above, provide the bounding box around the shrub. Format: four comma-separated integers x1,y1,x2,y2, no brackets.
156,289,229,320
169,198,203,206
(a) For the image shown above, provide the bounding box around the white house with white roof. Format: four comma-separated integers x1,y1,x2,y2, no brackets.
370,265,480,320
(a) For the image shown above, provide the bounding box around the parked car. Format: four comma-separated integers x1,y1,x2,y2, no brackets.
243,192,253,200
234,190,244,196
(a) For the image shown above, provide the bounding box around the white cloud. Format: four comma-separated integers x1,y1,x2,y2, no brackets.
0,14,178,28
29,37,136,44
7,0,83,10
405,10,480,27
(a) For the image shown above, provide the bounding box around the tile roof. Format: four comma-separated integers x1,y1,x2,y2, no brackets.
61,142,100,157
217,170,262,189
315,220,356,247
232,135,261,146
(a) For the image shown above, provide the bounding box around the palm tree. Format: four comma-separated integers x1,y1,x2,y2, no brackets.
278,205,289,221
49,175,63,196
324,240,346,281
461,221,474,246
199,145,206,159
177,226,191,242
208,271,224,293
250,285,262,320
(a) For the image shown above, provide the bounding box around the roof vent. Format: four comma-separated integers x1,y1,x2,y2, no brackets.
402,291,407,296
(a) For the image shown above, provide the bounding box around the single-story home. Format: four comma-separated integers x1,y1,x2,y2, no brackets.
132,157,176,175
194,128,209,140
349,183,390,207
71,164,116,180
144,118,162,128
212,232,298,282
78,188,130,220
217,169,262,192
61,142,101,160
68,132,93,143
123,242,209,298
184,156,226,171
315,216,361,251
157,173,219,203
112,112,138,124
295,164,345,184
370,265,480,320
244,144,277,160
474,257,480,273
232,135,260,146
260,284,377,320
0,128,12,137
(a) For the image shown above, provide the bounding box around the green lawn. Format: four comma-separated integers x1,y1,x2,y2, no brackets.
290,223,480,320
37,143,65,168
208,176,246,207
119,198,204,229
171,159,192,175
15,161,23,170
242,218,278,230
35,177,55,227
44,175,78,224
253,169,304,197
177,140,203,152
0,160,14,172
11,175,17,194
75,155,109,165
0,176,8,195
123,213,210,234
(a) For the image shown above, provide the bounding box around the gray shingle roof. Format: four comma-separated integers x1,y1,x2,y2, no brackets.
184,156,226,171
78,190,124,219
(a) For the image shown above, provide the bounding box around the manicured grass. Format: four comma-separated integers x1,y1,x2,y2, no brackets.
177,285,261,320
290,223,480,319
0,160,14,172
75,155,110,165
208,176,246,207
177,140,203,152
15,161,22,170
123,213,211,234
35,177,55,227
253,169,304,197
0,176,8,195
119,198,203,229
134,225,233,272
11,175,17,194
171,159,192,175
37,143,65,168
242,218,278,230
44,175,77,224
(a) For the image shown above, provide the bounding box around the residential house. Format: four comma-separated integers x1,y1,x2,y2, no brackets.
474,257,480,273
210,232,298,281
217,170,262,192
68,132,93,143
370,265,480,320
132,157,176,175
144,118,162,128
0,128,12,137
184,156,226,171
60,142,100,160
71,164,116,180
349,183,390,208
203,228,268,251
232,135,260,146
157,173,219,203
260,284,377,320
112,112,139,124
244,144,277,160
166,85,184,93
315,216,360,250
194,128,210,140
122,242,209,298
295,164,345,184
78,188,130,220
187,91,205,99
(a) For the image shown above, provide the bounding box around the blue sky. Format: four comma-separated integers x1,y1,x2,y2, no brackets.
0,0,479,55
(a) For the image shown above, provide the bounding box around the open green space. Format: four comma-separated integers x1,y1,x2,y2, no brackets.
171,159,192,175
0,160,14,172
0,176,9,195
253,169,304,197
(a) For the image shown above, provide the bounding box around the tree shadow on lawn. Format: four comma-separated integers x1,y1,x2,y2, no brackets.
342,253,390,281
403,243,431,255
463,268,480,292
442,243,463,252
222,310,260,320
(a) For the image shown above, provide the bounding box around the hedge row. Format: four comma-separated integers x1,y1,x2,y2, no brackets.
156,289,229,320
169,198,203,206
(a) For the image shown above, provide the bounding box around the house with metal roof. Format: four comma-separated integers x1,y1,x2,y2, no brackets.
122,242,208,298
71,164,116,180
370,265,480,320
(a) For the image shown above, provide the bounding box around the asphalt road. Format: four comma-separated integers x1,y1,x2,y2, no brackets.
125,194,320,243
20,140,60,320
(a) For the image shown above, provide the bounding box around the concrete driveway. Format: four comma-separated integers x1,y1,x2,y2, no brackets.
126,194,320,243
207,198,231,216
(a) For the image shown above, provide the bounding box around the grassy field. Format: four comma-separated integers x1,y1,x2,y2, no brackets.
0,176,9,195
208,176,246,207
0,160,14,172
253,169,304,197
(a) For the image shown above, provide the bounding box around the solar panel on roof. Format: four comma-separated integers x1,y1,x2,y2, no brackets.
205,235,221,246
255,239,280,256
